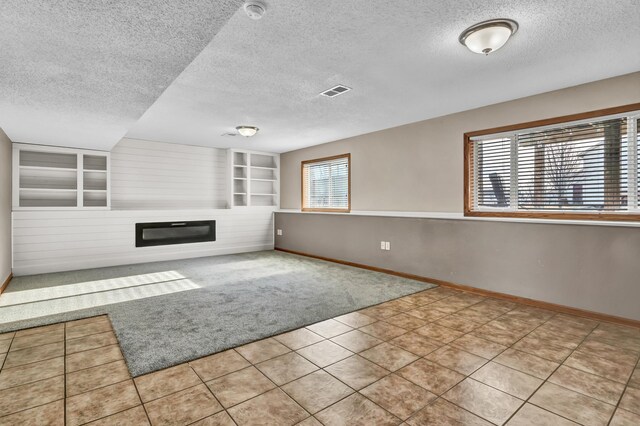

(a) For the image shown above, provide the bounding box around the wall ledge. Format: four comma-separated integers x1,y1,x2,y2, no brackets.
275,209,640,228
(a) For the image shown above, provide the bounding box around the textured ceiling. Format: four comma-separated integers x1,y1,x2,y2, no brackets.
0,0,242,150
127,0,640,153
2,1,639,153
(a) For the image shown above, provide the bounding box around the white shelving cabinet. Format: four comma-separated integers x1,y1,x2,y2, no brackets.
227,149,279,208
13,143,110,210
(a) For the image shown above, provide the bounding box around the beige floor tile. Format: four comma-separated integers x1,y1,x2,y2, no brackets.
450,334,507,359
325,355,389,390
0,332,14,341
65,344,123,373
66,331,118,355
14,323,64,338
630,367,640,389
0,375,63,417
407,398,492,426
0,340,10,354
443,378,523,425
275,328,324,350
333,312,376,328
414,324,463,344
87,405,150,425
494,348,559,379
144,384,222,425
399,292,439,306
0,356,64,390
405,307,450,322
506,403,578,425
564,350,634,383
236,338,290,364
577,338,639,366
296,417,323,426
538,320,592,339
296,340,353,367
306,319,352,338
65,320,112,340
389,332,442,357
65,315,109,329
65,379,140,426
315,393,400,426
281,370,353,414
359,305,402,320
66,360,131,397
10,329,64,351
436,314,482,333
471,323,528,346
190,349,250,382
384,313,427,330
589,328,640,352
512,336,573,363
396,358,465,395
134,363,202,403
190,411,237,426
360,342,419,371
548,365,625,405
206,366,275,408
619,387,640,415
426,346,487,375
256,352,318,385
360,321,408,341
0,399,64,426
331,329,383,352
453,307,495,324
3,341,64,369
528,328,583,350
472,362,542,400
529,382,615,426
228,388,308,426
380,299,416,312
610,408,640,426
361,374,436,420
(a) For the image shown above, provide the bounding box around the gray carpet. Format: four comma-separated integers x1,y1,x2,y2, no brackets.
0,251,434,376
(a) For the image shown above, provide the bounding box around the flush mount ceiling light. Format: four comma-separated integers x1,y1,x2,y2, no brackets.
243,1,266,20
236,126,259,137
459,19,518,55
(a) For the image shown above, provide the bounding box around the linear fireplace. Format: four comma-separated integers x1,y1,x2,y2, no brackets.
135,220,216,247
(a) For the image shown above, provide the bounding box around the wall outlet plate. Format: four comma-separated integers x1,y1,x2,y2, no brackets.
380,241,385,250
277,229,283,236
385,241,390,250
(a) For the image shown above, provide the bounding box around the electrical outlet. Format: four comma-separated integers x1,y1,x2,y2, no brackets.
276,229,283,236
380,241,385,250
385,241,390,250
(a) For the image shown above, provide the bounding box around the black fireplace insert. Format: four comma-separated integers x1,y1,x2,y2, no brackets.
135,220,216,247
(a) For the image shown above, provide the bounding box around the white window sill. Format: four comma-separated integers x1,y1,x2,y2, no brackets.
275,209,640,228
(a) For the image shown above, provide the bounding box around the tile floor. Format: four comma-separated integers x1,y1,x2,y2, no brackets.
0,286,639,425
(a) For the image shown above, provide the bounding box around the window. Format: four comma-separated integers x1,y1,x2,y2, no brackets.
302,154,350,212
465,105,640,221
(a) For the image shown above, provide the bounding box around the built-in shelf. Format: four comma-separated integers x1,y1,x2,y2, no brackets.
13,144,110,210
228,150,279,208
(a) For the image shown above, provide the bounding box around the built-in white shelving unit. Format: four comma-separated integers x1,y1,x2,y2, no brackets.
13,143,110,210
228,149,279,208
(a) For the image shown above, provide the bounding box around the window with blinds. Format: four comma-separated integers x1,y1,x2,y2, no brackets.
302,154,350,212
466,107,640,220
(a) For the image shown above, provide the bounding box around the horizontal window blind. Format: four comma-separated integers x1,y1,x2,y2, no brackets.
302,154,350,211
467,110,640,218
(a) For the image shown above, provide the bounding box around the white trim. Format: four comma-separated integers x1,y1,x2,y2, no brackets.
275,209,640,228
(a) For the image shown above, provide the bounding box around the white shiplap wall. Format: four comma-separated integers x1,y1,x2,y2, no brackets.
12,208,274,275
12,138,277,275
110,138,227,209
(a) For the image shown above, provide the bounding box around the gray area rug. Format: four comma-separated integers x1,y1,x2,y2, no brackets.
0,251,433,376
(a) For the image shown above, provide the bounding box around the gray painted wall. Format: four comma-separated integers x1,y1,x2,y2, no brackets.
0,128,11,283
280,72,640,212
275,213,640,321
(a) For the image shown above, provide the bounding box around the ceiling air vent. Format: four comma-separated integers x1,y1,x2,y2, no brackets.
320,85,351,98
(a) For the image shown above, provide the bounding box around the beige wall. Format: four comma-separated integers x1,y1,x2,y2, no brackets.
0,128,11,283
280,72,640,211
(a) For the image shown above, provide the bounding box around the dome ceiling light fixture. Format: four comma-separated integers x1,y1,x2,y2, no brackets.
236,126,259,137
459,19,519,55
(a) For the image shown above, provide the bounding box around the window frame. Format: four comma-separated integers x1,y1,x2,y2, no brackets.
301,153,351,213
464,103,640,222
